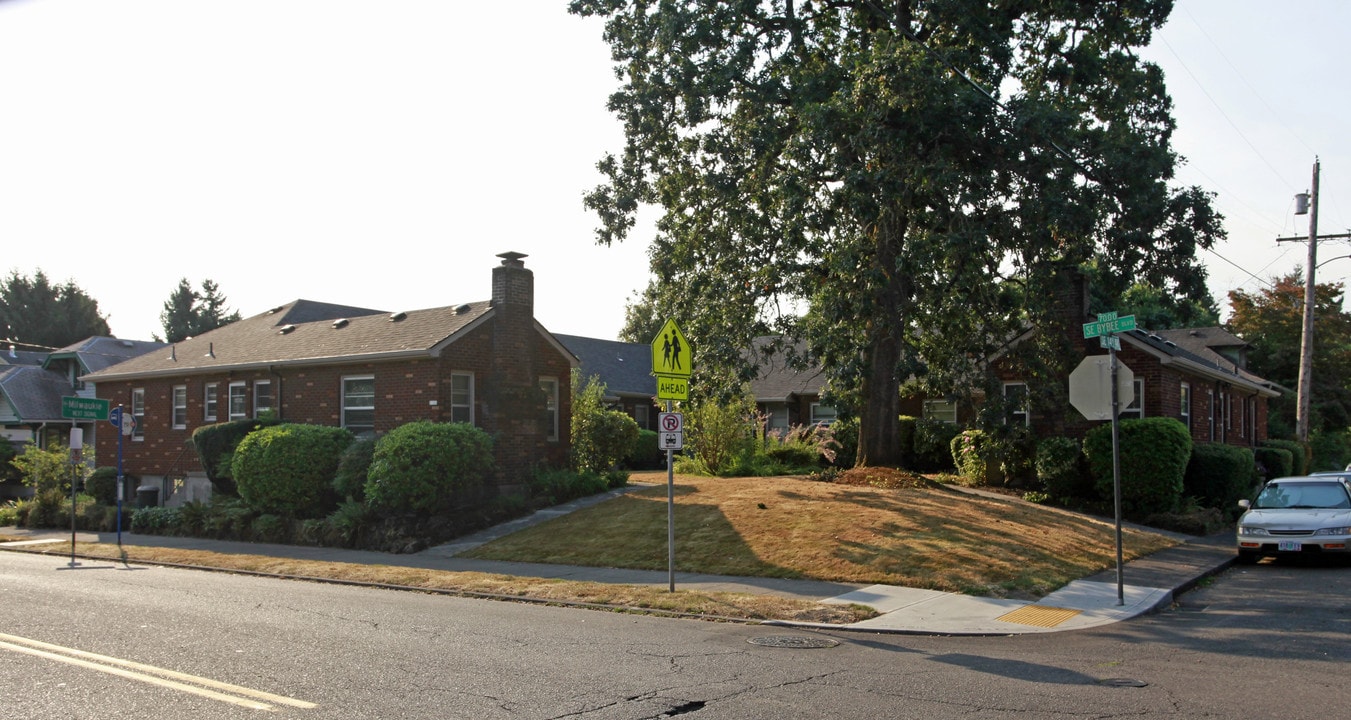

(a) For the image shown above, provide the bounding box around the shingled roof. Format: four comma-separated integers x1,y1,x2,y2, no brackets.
555,335,655,399
0,364,74,422
83,298,506,381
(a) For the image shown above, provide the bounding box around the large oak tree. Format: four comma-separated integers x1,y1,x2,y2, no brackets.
574,0,1221,465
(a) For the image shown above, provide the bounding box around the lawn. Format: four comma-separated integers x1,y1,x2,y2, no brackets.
463,470,1179,599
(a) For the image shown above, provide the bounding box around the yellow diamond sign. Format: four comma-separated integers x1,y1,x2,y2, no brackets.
651,319,692,378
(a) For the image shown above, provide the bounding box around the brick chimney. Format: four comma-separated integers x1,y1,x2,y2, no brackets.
488,251,542,491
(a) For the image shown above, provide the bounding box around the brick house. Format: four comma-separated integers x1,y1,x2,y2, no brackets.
83,252,577,505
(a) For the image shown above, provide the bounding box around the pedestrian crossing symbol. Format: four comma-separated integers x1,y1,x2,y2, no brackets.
651,319,692,378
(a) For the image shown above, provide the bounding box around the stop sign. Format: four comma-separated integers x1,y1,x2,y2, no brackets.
1068,355,1134,421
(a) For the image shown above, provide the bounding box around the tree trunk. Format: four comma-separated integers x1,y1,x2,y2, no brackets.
855,214,908,467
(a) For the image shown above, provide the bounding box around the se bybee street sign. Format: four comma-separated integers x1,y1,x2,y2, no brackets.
61,396,109,421
1082,312,1136,339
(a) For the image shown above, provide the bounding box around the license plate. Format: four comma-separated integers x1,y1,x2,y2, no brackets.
1278,540,1303,552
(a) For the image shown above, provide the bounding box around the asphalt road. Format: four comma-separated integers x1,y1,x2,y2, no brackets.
2,551,1347,719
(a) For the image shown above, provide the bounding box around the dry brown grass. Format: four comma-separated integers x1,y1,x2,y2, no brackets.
465,470,1178,599
0,539,874,625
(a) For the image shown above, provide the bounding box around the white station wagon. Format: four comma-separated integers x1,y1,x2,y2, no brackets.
1237,476,1351,564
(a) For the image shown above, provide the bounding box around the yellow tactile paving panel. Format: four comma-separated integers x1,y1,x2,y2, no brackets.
996,604,1083,628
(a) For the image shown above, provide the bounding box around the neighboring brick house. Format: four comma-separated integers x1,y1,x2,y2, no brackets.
555,335,660,431
82,252,577,505
982,272,1281,447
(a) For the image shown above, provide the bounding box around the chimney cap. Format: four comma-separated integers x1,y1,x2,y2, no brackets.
497,251,528,267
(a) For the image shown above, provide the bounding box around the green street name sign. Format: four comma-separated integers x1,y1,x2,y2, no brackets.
61,396,110,421
1082,313,1136,339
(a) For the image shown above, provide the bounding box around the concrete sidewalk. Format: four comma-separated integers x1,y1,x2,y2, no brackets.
0,488,1237,635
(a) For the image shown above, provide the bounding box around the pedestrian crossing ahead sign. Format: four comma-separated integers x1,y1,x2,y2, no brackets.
651,319,692,378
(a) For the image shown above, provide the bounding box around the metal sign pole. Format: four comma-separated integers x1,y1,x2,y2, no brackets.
115,406,125,550
1109,341,1125,606
666,399,675,592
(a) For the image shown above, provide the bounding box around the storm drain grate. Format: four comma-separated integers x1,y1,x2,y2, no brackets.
747,635,840,649
996,604,1083,628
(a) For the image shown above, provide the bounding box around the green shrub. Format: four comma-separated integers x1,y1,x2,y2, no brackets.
684,393,758,476
333,437,377,502
191,417,280,496
22,488,68,528
365,421,495,515
914,419,960,472
897,416,919,468
320,500,372,548
950,430,998,485
84,466,137,506
627,430,665,470
251,513,290,543
177,500,210,536
1184,444,1255,516
1036,436,1092,499
529,467,615,506
11,442,88,494
1253,446,1293,481
1308,427,1351,472
829,417,859,468
130,506,181,535
1261,438,1307,476
1085,418,1191,517
571,373,642,474
0,501,19,526
232,424,353,518
205,497,256,539
0,442,21,484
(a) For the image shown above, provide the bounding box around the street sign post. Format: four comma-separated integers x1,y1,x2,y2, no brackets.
650,319,695,593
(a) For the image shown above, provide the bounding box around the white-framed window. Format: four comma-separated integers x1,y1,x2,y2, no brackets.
131,388,145,441
1003,382,1029,426
450,372,473,424
228,381,247,421
204,383,218,422
923,399,958,424
633,404,650,430
1119,379,1144,420
342,375,375,438
253,380,273,417
1179,382,1191,429
810,403,837,425
540,377,559,442
171,385,187,429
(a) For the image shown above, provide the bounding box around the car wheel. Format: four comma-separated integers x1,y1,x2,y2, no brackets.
1236,549,1259,565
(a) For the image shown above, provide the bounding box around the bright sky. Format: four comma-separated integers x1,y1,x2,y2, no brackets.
0,0,1346,345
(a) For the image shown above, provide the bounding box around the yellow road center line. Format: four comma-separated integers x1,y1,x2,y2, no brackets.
0,632,316,710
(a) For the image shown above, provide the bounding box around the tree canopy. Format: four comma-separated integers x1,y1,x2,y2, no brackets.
0,269,111,349
573,0,1222,465
158,278,241,343
1228,271,1351,435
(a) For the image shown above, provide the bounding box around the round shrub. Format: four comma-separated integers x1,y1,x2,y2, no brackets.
85,467,120,505
950,429,998,485
1254,445,1293,480
1185,444,1256,514
364,421,494,516
914,418,960,472
573,408,639,473
1260,438,1306,475
1036,436,1092,499
626,430,664,470
1085,417,1191,517
232,423,353,517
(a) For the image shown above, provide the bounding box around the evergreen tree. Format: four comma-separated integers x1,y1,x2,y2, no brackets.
158,278,242,342
0,269,111,348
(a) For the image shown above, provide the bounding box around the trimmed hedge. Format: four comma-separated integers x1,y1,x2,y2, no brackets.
232,424,353,517
1260,439,1306,476
1085,417,1191,516
192,417,280,496
1254,445,1293,480
332,437,377,502
626,430,664,470
1036,436,1092,499
1184,443,1255,515
364,421,494,516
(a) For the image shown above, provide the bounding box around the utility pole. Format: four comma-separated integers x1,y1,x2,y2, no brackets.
1277,159,1351,444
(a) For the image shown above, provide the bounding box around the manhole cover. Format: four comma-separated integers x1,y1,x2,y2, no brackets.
1099,678,1149,688
747,635,839,649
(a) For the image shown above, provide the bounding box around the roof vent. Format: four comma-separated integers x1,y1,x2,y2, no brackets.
1164,340,1177,347
205,342,215,358
333,318,349,329
389,311,408,322
268,305,284,314
169,345,176,361
453,304,471,315
279,325,296,334
120,339,134,348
